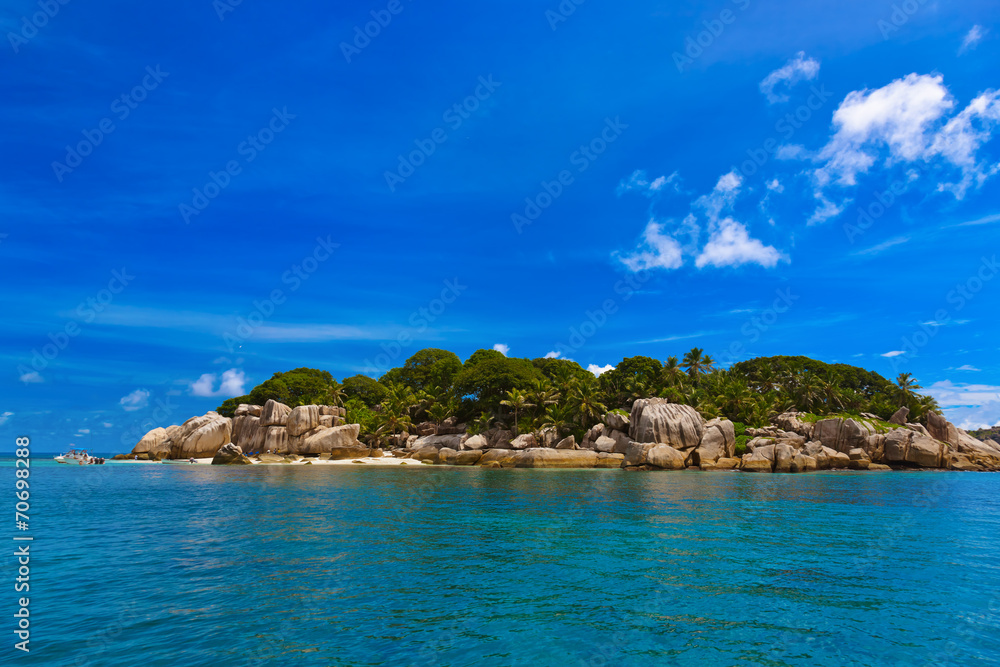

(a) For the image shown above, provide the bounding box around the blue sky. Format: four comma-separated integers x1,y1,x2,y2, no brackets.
2,0,1000,452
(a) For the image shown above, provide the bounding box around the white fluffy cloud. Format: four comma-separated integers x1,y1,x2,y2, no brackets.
190,368,247,398
816,73,954,188
0,412,12,425
924,380,1000,429
805,73,1000,220
760,51,820,104
618,219,684,271
960,25,986,54
120,389,150,412
695,218,786,268
492,344,510,356
19,371,43,384
618,169,782,272
544,351,562,359
587,364,614,376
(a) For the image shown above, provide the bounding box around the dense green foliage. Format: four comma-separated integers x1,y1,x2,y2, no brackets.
341,374,389,407
217,348,941,443
453,349,545,411
216,367,340,417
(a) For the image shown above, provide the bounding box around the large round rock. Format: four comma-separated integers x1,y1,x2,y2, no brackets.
628,399,704,450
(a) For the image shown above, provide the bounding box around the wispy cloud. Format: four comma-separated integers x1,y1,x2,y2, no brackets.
959,25,986,54
925,380,1000,429
854,235,910,256
0,412,12,425
493,343,509,356
759,51,820,104
631,331,720,345
881,350,906,358
956,364,981,371
19,371,43,384
954,212,1000,227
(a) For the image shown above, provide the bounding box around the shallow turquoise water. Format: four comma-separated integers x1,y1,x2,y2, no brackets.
6,459,1000,666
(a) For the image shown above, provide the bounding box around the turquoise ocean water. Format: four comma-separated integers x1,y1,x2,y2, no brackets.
5,458,1000,666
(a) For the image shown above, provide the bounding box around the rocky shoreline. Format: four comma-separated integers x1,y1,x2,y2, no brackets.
120,397,1000,473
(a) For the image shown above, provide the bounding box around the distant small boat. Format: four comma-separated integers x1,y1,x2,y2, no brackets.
54,449,105,465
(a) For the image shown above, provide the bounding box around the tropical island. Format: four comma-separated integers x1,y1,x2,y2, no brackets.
122,349,1000,472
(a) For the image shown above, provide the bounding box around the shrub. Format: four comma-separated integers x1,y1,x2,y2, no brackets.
732,421,747,437
734,434,751,457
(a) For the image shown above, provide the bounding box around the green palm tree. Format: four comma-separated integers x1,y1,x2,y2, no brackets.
682,347,707,381
542,405,574,436
702,354,716,374
895,373,921,402
376,409,413,443
472,411,494,435
382,382,416,414
328,385,347,407
568,381,607,426
500,388,533,436
795,374,823,413
662,356,683,386
526,379,560,420
427,401,452,424
818,371,846,412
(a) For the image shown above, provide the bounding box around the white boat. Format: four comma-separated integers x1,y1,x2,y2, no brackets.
54,449,105,465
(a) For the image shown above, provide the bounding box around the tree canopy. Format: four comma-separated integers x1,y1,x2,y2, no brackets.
215,349,942,439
